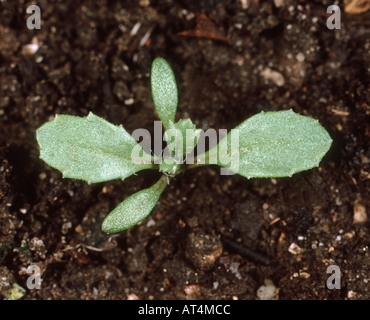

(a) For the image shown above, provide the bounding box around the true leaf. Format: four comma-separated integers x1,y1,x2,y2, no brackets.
36,112,156,183
163,119,201,158
171,118,202,156
199,110,332,178
102,175,168,233
151,57,178,130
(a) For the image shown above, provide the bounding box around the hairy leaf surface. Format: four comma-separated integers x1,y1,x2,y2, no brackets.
102,175,168,233
151,57,178,130
36,113,155,183
200,110,332,178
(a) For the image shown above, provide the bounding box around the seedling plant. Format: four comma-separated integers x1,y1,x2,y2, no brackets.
36,58,332,233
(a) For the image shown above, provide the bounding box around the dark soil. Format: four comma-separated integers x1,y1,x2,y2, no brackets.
0,0,369,300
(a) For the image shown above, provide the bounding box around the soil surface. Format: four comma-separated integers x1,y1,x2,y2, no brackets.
0,0,369,300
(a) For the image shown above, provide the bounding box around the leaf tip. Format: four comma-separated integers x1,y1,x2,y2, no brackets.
101,217,120,234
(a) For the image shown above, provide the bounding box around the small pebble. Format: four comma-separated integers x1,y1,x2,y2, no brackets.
39,172,47,180
146,218,156,227
124,98,135,105
260,67,285,87
257,279,279,300
347,290,356,299
288,243,303,255
296,52,305,62
184,284,200,296
21,37,39,56
139,0,150,6
61,222,72,234
240,0,249,10
273,0,284,8
353,203,367,224
299,272,310,279
127,293,139,300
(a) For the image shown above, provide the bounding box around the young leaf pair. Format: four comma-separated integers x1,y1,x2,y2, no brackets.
36,57,332,233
